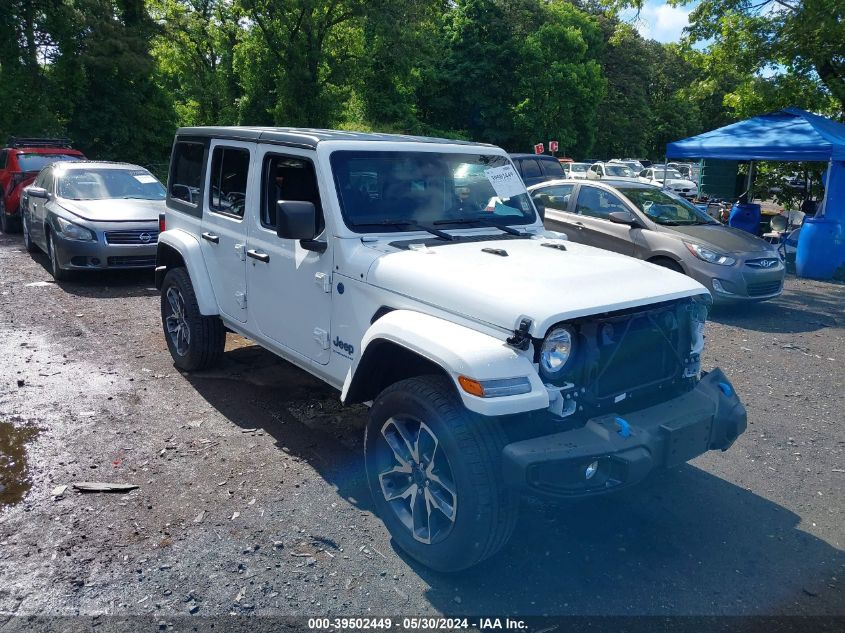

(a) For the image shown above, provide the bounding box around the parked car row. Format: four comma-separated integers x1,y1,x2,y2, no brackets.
1,127,752,574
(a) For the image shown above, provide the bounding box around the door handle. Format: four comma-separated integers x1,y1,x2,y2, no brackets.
201,232,219,244
247,249,269,263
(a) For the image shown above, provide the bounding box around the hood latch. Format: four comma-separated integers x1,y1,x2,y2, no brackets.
507,318,533,351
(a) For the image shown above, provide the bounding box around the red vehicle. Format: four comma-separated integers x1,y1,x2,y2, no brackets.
0,138,85,233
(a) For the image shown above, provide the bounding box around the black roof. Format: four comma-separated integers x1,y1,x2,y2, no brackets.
509,153,560,161
176,126,494,150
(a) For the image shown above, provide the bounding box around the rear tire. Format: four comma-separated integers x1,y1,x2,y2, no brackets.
365,375,518,572
22,211,37,253
0,200,22,234
160,267,225,371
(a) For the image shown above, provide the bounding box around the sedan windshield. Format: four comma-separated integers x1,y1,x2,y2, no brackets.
58,168,165,201
331,151,536,232
605,165,634,177
651,169,684,180
17,153,81,172
568,163,588,173
618,187,717,226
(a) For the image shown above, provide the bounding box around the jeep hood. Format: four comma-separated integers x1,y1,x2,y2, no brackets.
367,236,708,336
57,198,165,222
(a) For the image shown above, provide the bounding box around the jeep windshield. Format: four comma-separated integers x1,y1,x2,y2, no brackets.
57,168,166,201
331,151,536,233
618,187,717,226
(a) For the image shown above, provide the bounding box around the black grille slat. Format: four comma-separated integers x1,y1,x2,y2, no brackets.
104,229,159,245
107,256,156,267
747,281,782,296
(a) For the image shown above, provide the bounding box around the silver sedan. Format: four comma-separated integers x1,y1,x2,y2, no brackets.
530,179,785,303
21,161,165,280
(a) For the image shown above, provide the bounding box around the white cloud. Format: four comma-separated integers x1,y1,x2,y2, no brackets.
631,1,695,43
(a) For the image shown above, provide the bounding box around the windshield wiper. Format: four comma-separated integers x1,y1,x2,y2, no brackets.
433,216,527,236
350,219,454,241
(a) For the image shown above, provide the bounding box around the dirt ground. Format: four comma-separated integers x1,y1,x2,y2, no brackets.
0,229,843,621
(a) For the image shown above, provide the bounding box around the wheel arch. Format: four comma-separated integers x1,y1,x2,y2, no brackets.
342,309,548,416
155,230,219,316
647,254,687,274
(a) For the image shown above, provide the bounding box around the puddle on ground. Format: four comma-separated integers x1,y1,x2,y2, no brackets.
0,420,40,509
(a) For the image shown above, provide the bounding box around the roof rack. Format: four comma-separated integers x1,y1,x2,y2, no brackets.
7,136,73,149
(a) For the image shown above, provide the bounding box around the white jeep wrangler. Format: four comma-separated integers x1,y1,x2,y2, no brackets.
155,127,747,572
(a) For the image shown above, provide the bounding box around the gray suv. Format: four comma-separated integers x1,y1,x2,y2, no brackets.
530,179,785,303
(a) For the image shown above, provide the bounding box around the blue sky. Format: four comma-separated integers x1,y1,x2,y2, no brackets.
621,0,699,43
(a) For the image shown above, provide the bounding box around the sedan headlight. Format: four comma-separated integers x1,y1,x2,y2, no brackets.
55,216,95,241
684,242,736,266
539,326,575,380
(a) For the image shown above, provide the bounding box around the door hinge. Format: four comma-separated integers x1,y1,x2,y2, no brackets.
315,272,332,293
234,243,246,261
314,328,330,350
235,290,247,309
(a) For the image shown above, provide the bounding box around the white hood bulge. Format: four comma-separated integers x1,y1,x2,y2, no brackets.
367,237,707,336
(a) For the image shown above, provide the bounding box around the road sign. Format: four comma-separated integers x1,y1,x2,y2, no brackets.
550,140,559,152
534,143,544,155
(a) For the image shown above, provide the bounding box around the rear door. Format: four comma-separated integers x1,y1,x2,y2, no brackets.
572,185,638,256
199,140,254,323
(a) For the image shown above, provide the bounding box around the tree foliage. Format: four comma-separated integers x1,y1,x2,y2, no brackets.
0,0,840,164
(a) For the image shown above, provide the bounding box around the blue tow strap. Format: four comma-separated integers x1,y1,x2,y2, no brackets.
615,417,631,438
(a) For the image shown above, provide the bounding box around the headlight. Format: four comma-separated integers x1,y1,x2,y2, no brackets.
539,326,575,379
55,216,95,241
684,242,735,266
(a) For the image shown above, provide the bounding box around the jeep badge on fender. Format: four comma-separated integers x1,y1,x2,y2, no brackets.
154,127,747,572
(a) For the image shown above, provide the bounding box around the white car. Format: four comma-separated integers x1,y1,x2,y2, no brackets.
639,167,699,198
155,127,747,572
609,158,644,173
586,161,638,182
562,161,590,179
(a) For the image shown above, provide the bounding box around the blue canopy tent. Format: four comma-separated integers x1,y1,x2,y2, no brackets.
667,107,845,280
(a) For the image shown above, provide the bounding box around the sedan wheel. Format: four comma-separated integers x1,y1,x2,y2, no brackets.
48,233,70,281
22,212,36,253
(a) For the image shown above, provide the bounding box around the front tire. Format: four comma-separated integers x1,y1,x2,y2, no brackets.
365,375,518,572
47,232,70,281
160,267,225,371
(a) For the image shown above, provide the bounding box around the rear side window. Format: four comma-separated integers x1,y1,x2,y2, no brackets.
540,159,565,178
261,154,324,234
208,147,250,218
520,159,541,179
169,142,204,205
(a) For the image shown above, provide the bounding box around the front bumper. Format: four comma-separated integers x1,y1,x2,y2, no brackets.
502,368,746,498
689,259,785,303
53,228,157,270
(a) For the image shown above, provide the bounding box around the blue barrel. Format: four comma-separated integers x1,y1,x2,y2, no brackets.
796,217,845,280
728,202,761,235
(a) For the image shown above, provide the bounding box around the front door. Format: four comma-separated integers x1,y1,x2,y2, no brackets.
572,185,638,256
200,140,254,323
246,148,333,365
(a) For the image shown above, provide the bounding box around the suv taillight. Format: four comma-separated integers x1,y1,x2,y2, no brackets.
159,213,166,233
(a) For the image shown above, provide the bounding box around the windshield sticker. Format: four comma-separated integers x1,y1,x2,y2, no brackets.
484,165,524,199
134,174,158,184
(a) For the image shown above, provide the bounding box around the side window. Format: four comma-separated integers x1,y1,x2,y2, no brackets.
169,141,204,204
261,154,324,234
521,159,541,179
41,170,54,193
208,147,249,218
534,184,574,210
575,187,628,220
540,159,564,177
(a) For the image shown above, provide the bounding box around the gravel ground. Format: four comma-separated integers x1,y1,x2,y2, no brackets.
0,229,843,620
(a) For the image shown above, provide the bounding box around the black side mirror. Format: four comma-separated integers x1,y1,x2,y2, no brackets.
276,200,326,253
28,187,48,199
608,211,638,226
531,195,546,221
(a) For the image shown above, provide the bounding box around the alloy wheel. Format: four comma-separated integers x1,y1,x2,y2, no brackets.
377,416,457,545
164,286,191,356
